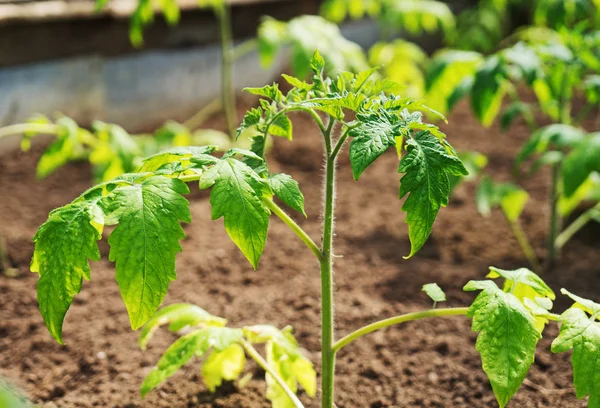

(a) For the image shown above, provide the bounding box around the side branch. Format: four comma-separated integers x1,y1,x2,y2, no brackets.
332,307,469,353
264,199,323,262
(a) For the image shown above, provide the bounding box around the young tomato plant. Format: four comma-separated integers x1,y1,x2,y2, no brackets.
32,53,600,407
426,23,600,270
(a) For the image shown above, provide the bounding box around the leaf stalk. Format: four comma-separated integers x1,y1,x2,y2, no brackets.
241,340,305,408
332,307,470,353
555,202,600,250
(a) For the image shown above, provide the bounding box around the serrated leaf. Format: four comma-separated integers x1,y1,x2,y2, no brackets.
349,110,399,180
310,50,326,76
487,267,555,300
268,174,306,216
105,176,191,330
245,84,284,102
199,158,271,268
141,327,243,396
561,288,600,318
138,146,217,172
202,343,246,392
269,115,293,140
448,150,488,192
398,131,468,257
464,280,541,408
31,198,104,343
551,307,600,406
422,283,446,303
139,304,227,350
237,108,263,140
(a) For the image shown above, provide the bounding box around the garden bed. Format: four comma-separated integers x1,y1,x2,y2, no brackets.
0,99,599,408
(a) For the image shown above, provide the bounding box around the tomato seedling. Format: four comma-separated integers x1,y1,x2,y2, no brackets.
425,19,600,270
32,53,600,407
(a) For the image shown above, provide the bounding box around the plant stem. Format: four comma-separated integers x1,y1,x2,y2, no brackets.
506,216,542,273
329,128,350,160
320,118,336,408
233,38,258,60
241,340,305,408
216,4,237,138
0,123,60,139
555,202,600,250
547,164,561,270
263,199,323,262
182,99,223,131
332,308,469,353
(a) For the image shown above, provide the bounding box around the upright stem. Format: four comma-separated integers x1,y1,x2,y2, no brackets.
555,202,600,250
216,4,237,138
547,164,561,269
320,118,336,408
505,216,542,273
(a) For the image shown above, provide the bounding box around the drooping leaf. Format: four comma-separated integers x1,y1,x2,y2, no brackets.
139,303,227,350
552,306,600,407
268,173,306,216
199,158,271,268
422,283,446,303
31,196,104,343
349,109,400,180
464,280,541,408
487,267,555,300
398,131,468,257
138,146,217,172
141,326,243,396
202,343,247,392
105,176,191,330
561,288,600,318
244,325,316,405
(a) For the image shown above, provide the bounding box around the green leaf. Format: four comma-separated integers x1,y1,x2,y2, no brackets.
245,84,285,102
422,283,446,303
448,150,488,192
202,343,247,392
137,146,217,172
199,158,271,268
310,49,326,76
349,110,400,180
37,117,82,179
105,176,191,330
470,56,507,127
268,173,306,216
269,115,293,140
139,304,227,350
517,124,586,166
476,177,528,222
464,280,541,408
141,327,243,396
31,198,104,344
562,133,600,198
500,102,534,132
561,288,600,318
236,108,263,140
244,325,316,405
502,42,540,84
398,131,468,257
487,267,555,300
551,307,600,406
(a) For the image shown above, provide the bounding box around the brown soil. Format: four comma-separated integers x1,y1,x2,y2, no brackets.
1,101,599,408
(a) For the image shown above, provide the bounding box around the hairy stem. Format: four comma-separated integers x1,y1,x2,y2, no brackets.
264,199,323,262
506,216,542,273
321,117,336,408
216,4,237,138
241,340,305,408
332,308,469,353
547,164,561,269
555,202,600,250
